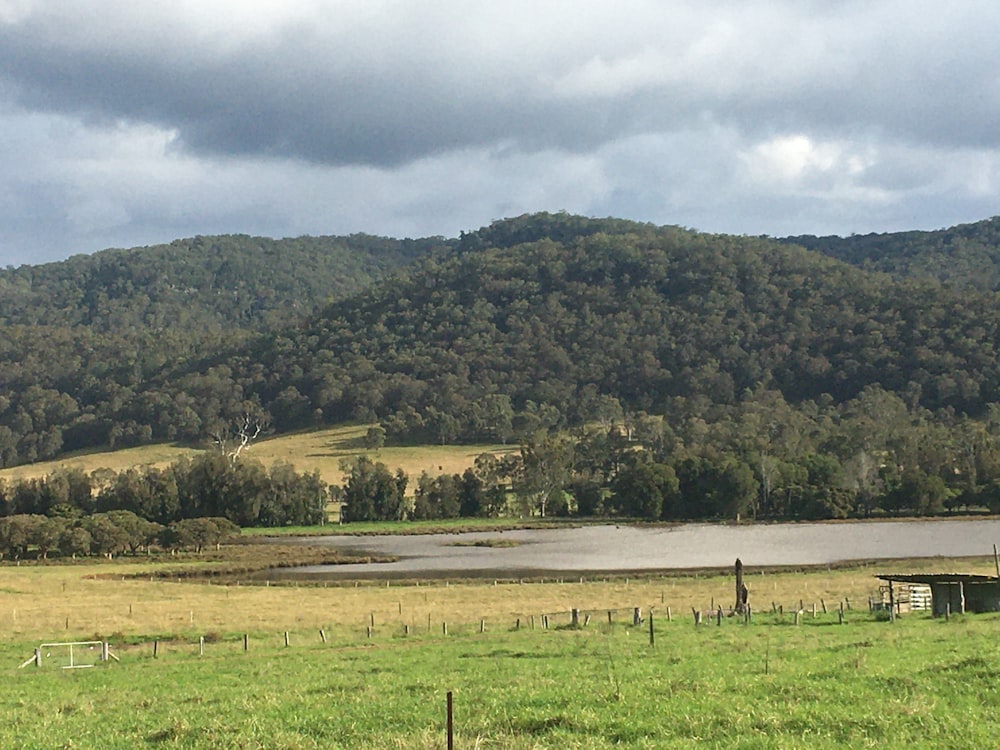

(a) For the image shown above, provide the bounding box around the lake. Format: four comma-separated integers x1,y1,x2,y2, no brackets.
270,518,1000,579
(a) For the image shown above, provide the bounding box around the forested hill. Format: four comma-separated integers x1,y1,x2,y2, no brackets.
231,218,998,443
0,233,440,465
783,216,1000,291
3,212,1000,470
0,233,440,332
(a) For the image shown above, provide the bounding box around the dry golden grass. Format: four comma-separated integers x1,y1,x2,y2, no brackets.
0,553,994,643
0,444,203,483
0,423,515,488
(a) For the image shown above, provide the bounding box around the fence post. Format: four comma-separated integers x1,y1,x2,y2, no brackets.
199,636,205,656
633,607,642,626
34,648,41,667
571,609,579,628
284,632,290,648
243,634,249,652
446,691,454,750
648,611,654,646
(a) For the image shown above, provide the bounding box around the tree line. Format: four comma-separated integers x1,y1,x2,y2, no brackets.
0,453,329,559
0,512,240,561
339,386,1000,523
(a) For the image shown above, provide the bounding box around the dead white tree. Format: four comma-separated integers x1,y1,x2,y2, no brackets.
211,413,266,464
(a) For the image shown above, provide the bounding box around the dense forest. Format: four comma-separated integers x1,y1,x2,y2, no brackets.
4,212,1000,525
784,217,1000,292
0,233,439,462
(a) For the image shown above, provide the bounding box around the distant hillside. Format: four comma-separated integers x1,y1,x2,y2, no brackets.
0,233,440,332
0,233,440,465
783,216,1000,291
3,212,1000,470
228,215,997,443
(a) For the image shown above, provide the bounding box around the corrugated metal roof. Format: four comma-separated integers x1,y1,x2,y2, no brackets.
875,573,999,583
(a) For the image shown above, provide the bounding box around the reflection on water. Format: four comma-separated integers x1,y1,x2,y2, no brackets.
277,518,1000,578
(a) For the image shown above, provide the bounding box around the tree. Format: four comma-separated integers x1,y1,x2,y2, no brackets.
610,458,679,519
58,524,92,558
210,411,268,465
512,434,572,517
32,516,66,559
340,457,408,522
363,425,386,451
83,513,130,557
0,514,39,559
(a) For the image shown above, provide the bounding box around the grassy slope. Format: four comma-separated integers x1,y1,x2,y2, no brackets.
2,557,999,748
0,423,516,488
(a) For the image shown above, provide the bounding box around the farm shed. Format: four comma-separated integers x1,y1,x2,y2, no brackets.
875,573,1000,617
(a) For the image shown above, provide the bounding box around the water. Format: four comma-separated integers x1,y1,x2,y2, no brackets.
274,518,1000,579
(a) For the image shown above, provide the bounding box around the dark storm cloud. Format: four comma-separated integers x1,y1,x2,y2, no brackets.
1,1,994,167
0,1,997,265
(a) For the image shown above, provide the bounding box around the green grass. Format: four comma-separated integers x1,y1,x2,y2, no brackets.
4,609,1000,748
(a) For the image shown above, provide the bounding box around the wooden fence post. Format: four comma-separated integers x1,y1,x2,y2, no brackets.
446,691,454,750
199,636,205,656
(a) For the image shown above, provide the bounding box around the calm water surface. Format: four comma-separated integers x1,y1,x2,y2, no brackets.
276,518,1000,579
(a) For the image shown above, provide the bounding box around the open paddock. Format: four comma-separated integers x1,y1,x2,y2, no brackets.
3,554,1000,748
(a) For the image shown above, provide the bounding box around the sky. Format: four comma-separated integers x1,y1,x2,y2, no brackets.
1,1,998,266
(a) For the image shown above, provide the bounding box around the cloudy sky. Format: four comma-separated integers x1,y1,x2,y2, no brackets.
1,1,998,266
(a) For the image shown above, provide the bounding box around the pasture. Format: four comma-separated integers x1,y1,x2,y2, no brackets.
3,553,1000,747
0,424,513,490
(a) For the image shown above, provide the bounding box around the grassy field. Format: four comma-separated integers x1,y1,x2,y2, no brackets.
2,553,1000,747
0,423,516,488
